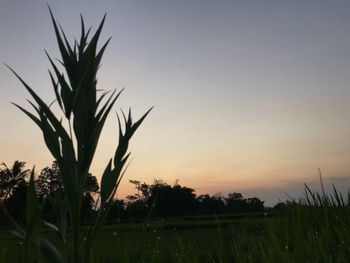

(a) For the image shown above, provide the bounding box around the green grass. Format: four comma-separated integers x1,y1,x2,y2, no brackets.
94,216,269,262
2,184,350,262
233,185,350,262
0,215,268,263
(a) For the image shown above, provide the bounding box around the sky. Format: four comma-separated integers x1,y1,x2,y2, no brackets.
1,0,350,205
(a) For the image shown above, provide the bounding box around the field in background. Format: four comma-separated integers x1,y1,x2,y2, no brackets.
0,213,272,262
2,183,350,262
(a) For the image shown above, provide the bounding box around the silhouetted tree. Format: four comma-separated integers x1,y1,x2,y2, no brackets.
0,161,30,201
35,161,63,198
125,194,149,218
4,180,28,222
245,197,264,212
273,200,296,211
84,173,99,194
197,194,226,214
35,161,99,221
225,192,246,213
81,173,99,220
273,202,288,211
107,199,126,221
129,179,150,200
0,161,270,223
117,180,268,218
124,180,151,218
125,179,198,218
140,179,196,217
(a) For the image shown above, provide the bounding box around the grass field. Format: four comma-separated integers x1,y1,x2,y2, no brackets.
2,184,350,262
0,213,271,262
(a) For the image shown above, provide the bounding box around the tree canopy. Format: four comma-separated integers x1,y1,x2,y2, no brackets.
1,160,287,226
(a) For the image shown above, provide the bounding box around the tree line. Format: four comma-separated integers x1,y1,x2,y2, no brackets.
0,160,289,225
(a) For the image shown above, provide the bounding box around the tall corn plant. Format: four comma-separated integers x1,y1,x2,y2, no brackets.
6,8,151,263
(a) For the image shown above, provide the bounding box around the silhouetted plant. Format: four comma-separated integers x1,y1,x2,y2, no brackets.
5,8,151,263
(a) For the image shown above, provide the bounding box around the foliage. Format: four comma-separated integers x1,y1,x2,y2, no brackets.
0,161,30,224
35,161,100,222
0,161,30,201
0,161,100,224
233,184,350,262
3,8,151,263
0,161,269,225
35,161,63,198
108,179,266,221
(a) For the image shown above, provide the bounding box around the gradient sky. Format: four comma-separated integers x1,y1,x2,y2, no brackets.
1,0,350,205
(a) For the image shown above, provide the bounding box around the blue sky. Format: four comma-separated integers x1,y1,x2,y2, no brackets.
1,0,350,205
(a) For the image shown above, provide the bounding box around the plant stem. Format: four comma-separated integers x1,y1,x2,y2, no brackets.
73,195,82,263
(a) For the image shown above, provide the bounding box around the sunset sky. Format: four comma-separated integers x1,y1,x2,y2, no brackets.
1,0,350,205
